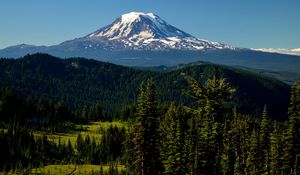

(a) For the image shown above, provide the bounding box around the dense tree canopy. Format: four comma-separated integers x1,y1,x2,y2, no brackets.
0,54,299,174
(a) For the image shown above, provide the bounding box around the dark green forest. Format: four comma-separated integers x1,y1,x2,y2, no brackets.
0,53,299,174
0,53,290,119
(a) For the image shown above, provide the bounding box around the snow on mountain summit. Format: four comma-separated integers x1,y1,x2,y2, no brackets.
84,12,233,50
120,12,157,26
88,12,190,39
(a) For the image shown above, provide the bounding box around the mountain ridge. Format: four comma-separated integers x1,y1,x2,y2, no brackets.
0,53,290,119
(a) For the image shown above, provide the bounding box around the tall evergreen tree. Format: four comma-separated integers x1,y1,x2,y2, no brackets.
282,80,300,174
185,76,235,122
76,133,84,163
269,121,282,175
259,105,270,174
160,104,189,175
133,79,161,175
66,139,74,163
221,120,234,175
185,77,235,175
246,130,259,175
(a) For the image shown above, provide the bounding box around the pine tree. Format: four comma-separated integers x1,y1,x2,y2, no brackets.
232,107,245,175
76,133,84,163
185,76,235,122
160,104,189,175
282,80,300,174
269,121,282,175
99,164,104,175
259,105,270,174
122,126,136,172
133,79,161,175
66,139,74,163
221,120,234,175
187,112,201,174
246,130,259,175
185,77,235,174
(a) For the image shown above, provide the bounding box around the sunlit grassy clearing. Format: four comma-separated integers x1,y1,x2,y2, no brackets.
0,164,125,175
36,164,124,174
33,121,127,146
79,121,127,134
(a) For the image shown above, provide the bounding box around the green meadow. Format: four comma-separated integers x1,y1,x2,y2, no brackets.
0,121,127,175
33,121,127,146
31,164,125,175
0,164,125,175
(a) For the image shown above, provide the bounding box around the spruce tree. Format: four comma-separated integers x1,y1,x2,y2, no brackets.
185,76,235,122
66,139,74,163
221,120,234,175
76,133,84,163
282,80,300,174
187,112,201,174
259,105,270,174
246,130,259,175
160,104,189,175
185,77,235,175
133,79,161,175
269,121,282,175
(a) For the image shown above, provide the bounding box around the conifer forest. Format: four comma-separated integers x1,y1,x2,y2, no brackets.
1,2,300,174
0,54,299,174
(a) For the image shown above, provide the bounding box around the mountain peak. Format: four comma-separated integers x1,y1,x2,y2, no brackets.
120,12,157,24
85,11,232,50
88,11,190,40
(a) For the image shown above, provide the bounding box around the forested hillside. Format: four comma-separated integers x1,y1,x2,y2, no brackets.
0,75,299,174
0,53,290,119
0,53,296,174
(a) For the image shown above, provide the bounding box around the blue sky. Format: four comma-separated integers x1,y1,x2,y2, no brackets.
0,0,299,49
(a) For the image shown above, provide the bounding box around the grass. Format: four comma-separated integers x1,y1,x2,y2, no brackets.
0,121,128,175
80,121,126,133
31,164,125,174
33,121,127,146
0,164,125,175
0,128,8,133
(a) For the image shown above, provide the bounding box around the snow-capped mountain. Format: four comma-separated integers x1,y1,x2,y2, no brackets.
1,11,299,73
83,12,232,50
0,11,234,57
